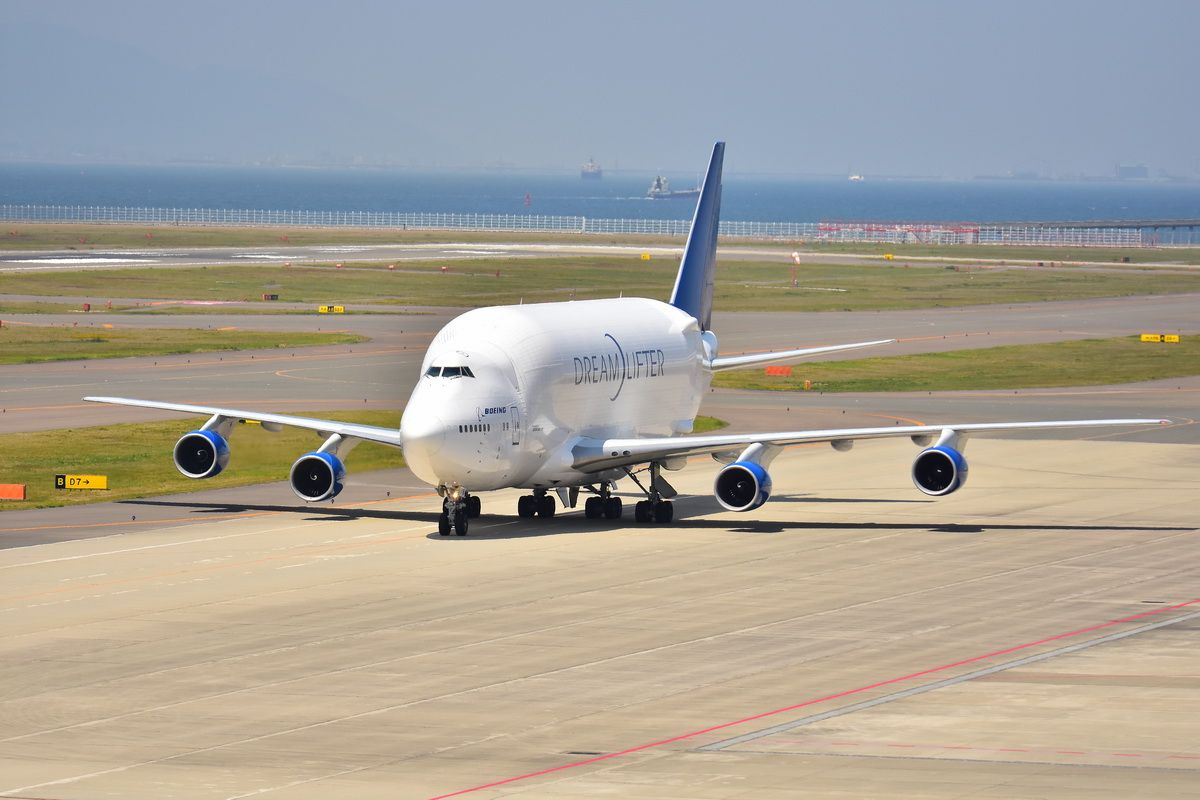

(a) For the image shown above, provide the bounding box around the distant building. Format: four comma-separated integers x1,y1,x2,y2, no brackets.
1115,164,1149,180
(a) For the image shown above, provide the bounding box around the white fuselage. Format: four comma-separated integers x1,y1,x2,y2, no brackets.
399,297,710,491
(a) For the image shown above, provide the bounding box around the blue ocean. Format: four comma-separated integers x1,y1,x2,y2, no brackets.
2,162,1198,224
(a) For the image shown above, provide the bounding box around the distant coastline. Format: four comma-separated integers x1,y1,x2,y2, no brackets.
2,161,1199,224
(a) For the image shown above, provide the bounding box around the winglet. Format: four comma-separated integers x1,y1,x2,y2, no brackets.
669,141,724,331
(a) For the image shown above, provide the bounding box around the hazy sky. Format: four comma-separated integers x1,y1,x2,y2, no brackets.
3,0,1197,177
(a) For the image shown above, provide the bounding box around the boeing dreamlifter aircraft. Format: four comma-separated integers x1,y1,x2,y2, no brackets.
87,143,1164,535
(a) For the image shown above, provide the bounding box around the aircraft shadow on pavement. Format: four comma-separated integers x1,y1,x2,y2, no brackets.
121,499,441,525
121,498,1195,540
767,494,933,504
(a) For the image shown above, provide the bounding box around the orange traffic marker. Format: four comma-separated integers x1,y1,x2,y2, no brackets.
0,484,27,501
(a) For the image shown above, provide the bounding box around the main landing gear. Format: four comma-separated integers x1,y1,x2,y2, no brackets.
439,490,481,536
509,465,676,527
583,482,622,520
626,462,674,525
517,488,556,519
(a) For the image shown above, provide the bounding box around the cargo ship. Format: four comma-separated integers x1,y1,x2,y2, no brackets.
647,174,700,199
580,158,603,179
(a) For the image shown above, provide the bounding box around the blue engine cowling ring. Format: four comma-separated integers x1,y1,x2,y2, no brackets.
172,430,231,479
714,460,773,512
911,445,968,496
289,451,346,502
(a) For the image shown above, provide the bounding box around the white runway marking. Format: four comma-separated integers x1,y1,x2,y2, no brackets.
6,257,148,264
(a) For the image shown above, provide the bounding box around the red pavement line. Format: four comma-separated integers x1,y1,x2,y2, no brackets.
428,597,1200,800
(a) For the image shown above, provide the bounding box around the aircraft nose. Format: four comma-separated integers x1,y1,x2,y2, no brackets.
400,409,446,483
402,409,446,454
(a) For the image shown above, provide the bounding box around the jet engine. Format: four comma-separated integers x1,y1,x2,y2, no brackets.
911,445,968,496
173,430,230,479
289,451,346,502
714,461,772,512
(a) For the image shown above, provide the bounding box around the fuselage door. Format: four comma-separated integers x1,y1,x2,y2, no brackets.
510,405,520,446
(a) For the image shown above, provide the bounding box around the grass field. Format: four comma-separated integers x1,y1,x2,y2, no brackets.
0,324,366,365
0,413,726,510
714,336,1200,393
0,300,405,316
3,258,1199,313
691,415,726,433
0,300,140,314
0,410,404,510
4,223,1198,266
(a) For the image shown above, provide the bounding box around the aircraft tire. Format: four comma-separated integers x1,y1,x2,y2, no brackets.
537,495,556,518
467,495,481,518
517,495,535,518
584,496,602,519
634,500,652,523
438,514,451,535
604,497,622,520
654,501,674,524
454,514,468,536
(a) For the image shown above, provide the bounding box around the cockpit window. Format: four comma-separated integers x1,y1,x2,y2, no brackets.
426,365,474,378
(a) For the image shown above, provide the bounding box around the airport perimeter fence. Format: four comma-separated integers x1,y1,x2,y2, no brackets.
0,204,1150,247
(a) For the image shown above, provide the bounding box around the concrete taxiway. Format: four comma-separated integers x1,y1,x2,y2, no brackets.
1,439,1197,799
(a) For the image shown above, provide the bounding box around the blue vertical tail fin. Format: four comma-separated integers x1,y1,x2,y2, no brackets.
669,141,724,331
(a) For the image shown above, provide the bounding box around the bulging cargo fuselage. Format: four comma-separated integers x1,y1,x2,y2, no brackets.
400,297,711,492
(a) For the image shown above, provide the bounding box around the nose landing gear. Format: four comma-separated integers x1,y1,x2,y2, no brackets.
439,489,480,536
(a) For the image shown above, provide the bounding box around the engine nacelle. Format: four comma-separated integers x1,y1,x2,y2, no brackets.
911,445,968,496
173,430,230,479
289,452,346,502
714,461,773,512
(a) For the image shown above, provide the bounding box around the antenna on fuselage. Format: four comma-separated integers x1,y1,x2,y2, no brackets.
668,141,724,331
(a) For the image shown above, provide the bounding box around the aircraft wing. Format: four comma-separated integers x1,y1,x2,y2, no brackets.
705,339,894,371
83,396,404,448
572,418,1168,472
